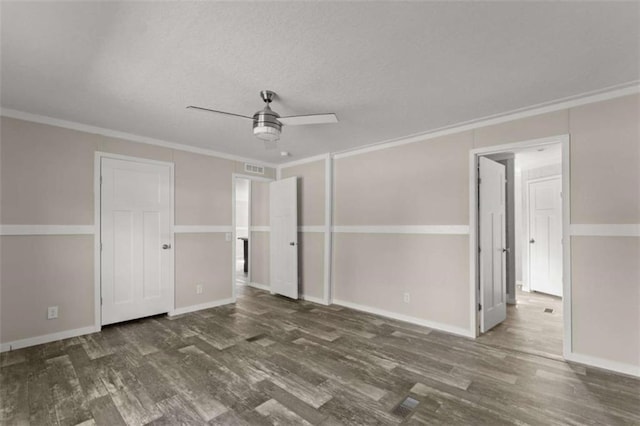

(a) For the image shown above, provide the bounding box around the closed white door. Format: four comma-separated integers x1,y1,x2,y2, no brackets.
101,157,173,325
269,177,298,299
479,157,507,332
529,177,562,297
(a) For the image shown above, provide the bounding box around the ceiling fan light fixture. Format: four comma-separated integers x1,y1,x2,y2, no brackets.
253,123,281,141
253,105,282,142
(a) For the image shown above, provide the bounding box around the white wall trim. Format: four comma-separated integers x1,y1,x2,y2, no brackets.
0,325,100,353
333,82,638,160
248,282,270,291
301,294,329,305
565,352,640,378
174,225,232,233
570,224,640,237
298,225,325,233
169,298,234,317
250,226,271,232
333,299,475,338
1,108,277,168
324,154,333,305
332,225,470,235
0,225,95,235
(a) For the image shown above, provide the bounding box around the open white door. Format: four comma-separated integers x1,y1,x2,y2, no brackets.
479,157,507,332
529,177,562,297
101,157,173,325
269,177,298,299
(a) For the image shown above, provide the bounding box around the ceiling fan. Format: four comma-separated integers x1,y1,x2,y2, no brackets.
187,90,338,148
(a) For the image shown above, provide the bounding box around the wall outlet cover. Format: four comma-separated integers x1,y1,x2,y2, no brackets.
47,306,59,320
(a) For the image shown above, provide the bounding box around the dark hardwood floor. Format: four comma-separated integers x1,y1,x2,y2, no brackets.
478,287,564,359
1,285,638,425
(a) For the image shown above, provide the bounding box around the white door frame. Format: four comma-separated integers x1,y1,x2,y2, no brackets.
526,174,562,295
231,173,274,302
469,134,571,358
93,152,175,331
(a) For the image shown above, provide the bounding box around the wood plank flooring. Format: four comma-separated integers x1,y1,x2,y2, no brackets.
1,285,638,425
478,287,564,359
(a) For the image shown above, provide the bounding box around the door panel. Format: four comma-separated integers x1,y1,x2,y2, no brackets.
101,157,173,325
479,157,507,333
529,177,562,297
269,177,298,299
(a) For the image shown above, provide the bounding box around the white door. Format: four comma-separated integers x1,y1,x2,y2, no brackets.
479,157,507,332
529,177,562,297
101,157,173,325
269,177,298,299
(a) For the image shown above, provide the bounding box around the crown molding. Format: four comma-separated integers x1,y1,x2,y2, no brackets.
0,108,278,168
331,81,639,160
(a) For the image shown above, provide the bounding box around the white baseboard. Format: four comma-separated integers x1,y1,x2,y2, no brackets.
332,299,475,338
565,352,640,378
169,298,234,316
248,282,270,291
0,325,100,353
301,294,329,305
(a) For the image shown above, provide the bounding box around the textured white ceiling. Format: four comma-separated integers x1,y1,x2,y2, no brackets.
1,2,638,163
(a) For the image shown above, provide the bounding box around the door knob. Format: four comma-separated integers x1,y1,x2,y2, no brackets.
529,239,535,244
502,248,510,253
162,244,172,249
289,242,296,246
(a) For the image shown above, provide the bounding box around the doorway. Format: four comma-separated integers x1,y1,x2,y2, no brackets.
470,135,571,359
235,178,250,286
99,154,175,326
231,174,274,301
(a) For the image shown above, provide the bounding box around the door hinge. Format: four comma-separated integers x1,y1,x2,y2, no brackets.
100,175,102,185
478,246,481,254
478,177,482,185
478,303,482,311
100,297,103,305
100,242,103,251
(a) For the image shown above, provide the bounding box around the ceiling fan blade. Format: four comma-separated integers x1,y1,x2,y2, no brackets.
278,113,338,126
186,106,252,120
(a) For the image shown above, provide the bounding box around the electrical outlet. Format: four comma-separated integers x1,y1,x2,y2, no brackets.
225,232,231,242
403,293,410,304
47,306,58,320
196,285,203,295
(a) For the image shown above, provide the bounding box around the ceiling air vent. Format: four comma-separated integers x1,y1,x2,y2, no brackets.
244,163,265,175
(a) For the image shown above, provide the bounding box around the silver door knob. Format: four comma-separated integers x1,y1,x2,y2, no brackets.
290,242,296,246
503,248,510,253
162,244,171,249
529,239,535,244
